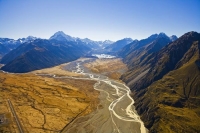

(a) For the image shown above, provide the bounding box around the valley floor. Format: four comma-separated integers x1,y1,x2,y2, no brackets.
61,58,147,133
0,58,147,133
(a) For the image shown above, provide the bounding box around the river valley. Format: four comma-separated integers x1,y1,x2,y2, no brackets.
59,58,148,133
0,57,147,133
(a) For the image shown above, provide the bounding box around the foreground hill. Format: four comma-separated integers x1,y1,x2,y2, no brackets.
120,31,200,132
0,39,90,73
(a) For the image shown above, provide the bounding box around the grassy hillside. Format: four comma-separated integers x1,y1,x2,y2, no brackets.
0,65,99,132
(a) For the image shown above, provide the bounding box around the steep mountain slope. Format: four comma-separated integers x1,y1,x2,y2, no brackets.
124,32,199,91
119,33,175,88
105,38,134,52
0,37,37,59
119,33,176,58
1,39,90,73
1,41,36,64
123,33,172,67
135,40,200,133
121,31,200,132
0,38,21,58
0,44,9,58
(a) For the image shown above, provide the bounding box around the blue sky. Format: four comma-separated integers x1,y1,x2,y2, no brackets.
0,0,200,41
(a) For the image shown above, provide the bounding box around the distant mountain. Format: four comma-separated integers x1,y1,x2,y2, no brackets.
99,40,114,48
0,36,37,58
105,38,134,52
50,31,75,41
49,31,113,49
1,39,90,73
170,35,178,41
79,38,113,49
120,31,200,132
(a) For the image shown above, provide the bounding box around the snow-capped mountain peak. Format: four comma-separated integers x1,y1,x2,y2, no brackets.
49,31,75,41
102,40,114,44
17,36,37,43
26,36,37,40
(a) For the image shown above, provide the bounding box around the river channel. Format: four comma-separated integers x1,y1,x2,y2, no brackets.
43,58,147,133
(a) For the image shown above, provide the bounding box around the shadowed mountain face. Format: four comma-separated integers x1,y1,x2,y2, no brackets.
118,33,176,84
0,39,90,73
118,33,176,58
0,38,21,57
0,36,37,58
119,33,173,69
0,43,9,58
120,31,200,132
122,32,200,91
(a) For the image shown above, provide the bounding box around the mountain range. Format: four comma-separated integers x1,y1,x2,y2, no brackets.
50,31,113,49
1,39,92,73
0,31,115,73
0,31,179,74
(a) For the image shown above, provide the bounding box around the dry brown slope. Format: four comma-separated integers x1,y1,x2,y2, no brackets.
0,68,99,132
84,58,127,80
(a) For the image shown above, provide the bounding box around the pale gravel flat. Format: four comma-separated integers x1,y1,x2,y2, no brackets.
61,58,148,133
